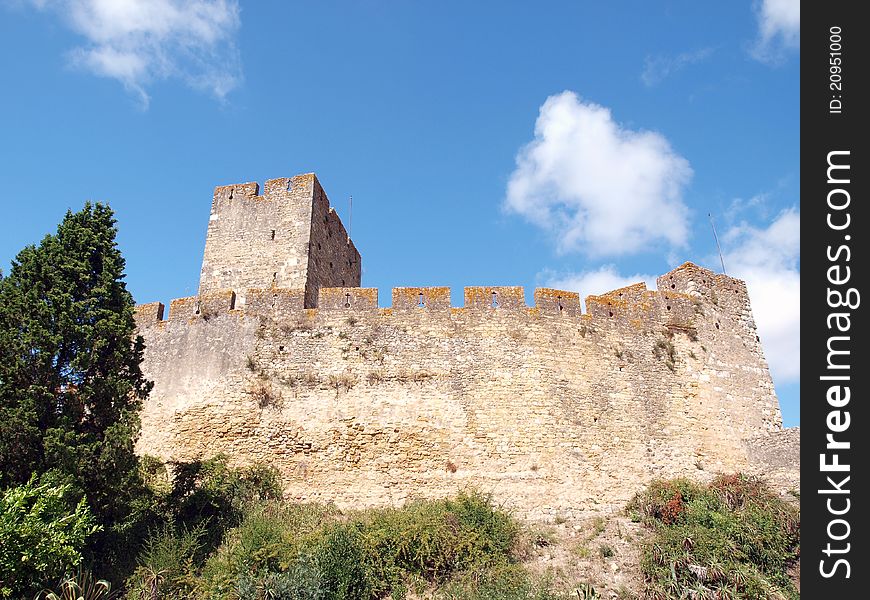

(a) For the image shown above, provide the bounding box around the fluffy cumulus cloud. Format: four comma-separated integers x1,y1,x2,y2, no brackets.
543,265,656,311
721,208,800,383
751,0,800,63
505,92,692,256
29,0,242,106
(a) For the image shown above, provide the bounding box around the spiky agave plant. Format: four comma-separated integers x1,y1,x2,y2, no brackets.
34,570,120,600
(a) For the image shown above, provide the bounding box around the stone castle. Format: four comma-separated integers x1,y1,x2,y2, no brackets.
134,172,799,519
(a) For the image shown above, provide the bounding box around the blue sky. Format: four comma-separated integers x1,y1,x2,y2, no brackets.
0,1,800,426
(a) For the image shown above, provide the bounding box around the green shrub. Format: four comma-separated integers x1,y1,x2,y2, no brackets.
168,455,282,552
196,502,337,598
310,523,375,599
437,563,566,600
359,490,519,588
194,490,522,599
628,474,799,599
120,457,284,599
220,558,326,600
198,503,295,594
263,557,325,600
126,523,204,600
231,560,325,600
0,478,99,598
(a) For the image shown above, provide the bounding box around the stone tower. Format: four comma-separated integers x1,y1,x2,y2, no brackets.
198,173,361,308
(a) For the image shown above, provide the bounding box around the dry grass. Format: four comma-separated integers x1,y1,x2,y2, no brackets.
366,369,385,385
250,381,281,409
280,321,313,334
653,339,676,372
327,372,357,393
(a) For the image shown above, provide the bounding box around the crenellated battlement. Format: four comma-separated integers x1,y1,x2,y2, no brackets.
212,174,316,205
657,262,750,308
533,288,582,317
136,262,748,328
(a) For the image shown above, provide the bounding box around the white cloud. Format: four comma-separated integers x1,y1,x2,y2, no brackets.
505,91,692,256
722,208,800,383
28,0,242,106
751,0,800,63
543,265,657,311
641,48,713,87
725,192,770,223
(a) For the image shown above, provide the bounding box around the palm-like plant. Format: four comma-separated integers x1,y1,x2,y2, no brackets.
34,570,120,600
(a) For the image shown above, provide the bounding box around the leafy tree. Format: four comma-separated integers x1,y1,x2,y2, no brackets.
0,202,153,573
0,478,99,598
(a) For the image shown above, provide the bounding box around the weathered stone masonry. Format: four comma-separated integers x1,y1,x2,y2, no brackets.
135,173,799,519
199,173,360,308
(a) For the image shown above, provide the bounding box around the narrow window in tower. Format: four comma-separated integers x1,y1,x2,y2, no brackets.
271,229,276,241
418,293,425,308
491,291,499,308
345,293,351,308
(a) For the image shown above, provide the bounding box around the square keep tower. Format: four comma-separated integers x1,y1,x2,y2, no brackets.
198,173,361,308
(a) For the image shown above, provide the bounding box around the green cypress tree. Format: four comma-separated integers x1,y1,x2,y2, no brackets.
0,202,153,573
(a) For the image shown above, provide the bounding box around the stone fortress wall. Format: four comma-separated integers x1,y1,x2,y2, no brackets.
135,173,799,519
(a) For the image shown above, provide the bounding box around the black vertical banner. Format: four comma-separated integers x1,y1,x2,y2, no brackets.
803,3,868,597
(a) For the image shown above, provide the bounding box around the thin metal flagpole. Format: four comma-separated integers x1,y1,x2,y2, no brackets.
709,213,727,275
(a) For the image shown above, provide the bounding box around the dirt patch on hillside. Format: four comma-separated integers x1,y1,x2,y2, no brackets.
519,513,651,598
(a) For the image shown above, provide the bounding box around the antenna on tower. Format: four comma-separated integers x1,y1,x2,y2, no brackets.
709,213,727,275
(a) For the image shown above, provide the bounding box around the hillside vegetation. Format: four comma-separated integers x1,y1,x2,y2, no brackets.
125,468,563,600
628,474,800,599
